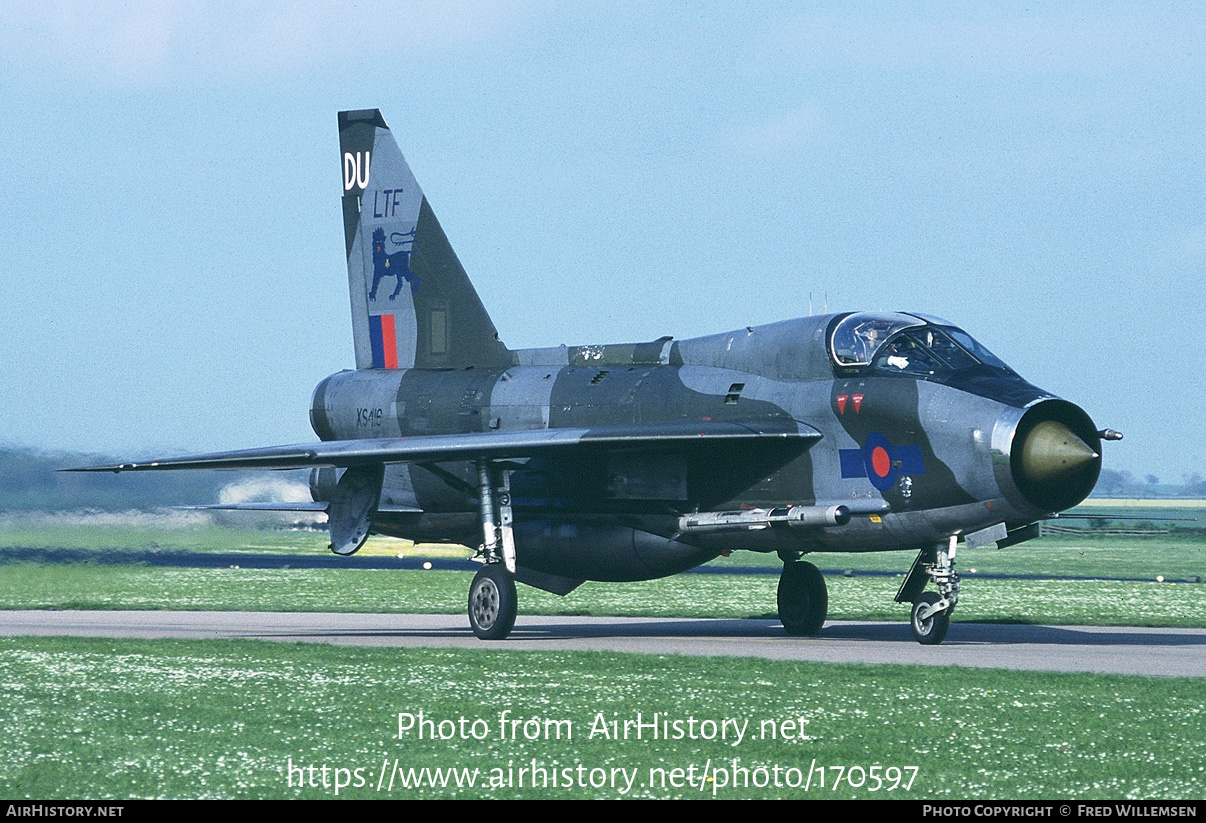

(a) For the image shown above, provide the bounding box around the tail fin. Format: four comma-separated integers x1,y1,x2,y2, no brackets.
338,109,511,370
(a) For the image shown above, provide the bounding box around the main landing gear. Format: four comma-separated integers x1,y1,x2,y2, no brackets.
468,564,517,640
897,536,960,645
468,459,519,640
777,553,828,636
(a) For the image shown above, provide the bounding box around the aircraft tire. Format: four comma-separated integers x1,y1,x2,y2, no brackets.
468,564,517,640
910,592,950,645
777,560,828,636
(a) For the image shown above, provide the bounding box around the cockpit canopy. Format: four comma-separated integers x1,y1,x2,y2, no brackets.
830,313,924,367
829,312,1013,378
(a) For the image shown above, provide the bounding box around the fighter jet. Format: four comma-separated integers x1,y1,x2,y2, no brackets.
74,108,1118,644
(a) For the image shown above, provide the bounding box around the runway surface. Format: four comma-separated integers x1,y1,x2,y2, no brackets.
3,610,1203,677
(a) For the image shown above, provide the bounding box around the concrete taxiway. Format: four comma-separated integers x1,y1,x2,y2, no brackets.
2,610,1202,677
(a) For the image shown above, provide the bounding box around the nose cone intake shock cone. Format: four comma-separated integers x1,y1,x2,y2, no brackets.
1019,420,1099,484
1005,401,1102,514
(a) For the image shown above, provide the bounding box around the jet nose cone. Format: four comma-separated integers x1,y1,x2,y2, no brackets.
1000,400,1102,514
1019,420,1100,484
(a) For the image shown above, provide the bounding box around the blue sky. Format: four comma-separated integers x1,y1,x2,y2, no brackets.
0,2,1202,481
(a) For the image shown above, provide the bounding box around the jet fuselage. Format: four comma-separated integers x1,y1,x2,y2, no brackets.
308,312,1100,583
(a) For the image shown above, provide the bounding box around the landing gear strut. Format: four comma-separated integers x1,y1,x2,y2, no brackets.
896,536,960,645
777,559,828,636
468,459,518,640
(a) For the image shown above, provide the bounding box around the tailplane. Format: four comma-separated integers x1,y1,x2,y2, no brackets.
338,109,510,370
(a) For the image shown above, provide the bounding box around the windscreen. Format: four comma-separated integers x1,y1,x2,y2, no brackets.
873,326,1015,378
830,313,1017,379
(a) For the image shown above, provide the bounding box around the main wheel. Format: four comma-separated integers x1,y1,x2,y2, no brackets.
910,592,950,645
468,564,517,640
777,560,828,636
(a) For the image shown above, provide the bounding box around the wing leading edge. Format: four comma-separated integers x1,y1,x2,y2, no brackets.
67,421,822,473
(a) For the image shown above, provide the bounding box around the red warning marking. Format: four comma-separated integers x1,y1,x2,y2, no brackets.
871,446,891,477
852,393,865,413
380,314,398,369
836,394,848,414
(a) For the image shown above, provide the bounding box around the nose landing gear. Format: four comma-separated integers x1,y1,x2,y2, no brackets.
909,591,951,645
897,536,959,645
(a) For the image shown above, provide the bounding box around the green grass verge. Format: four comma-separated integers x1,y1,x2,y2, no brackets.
4,520,1203,578
0,520,333,555
2,636,1203,799
3,564,1206,627
713,534,1206,579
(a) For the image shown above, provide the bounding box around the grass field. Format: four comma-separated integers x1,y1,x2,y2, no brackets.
3,636,1204,800
1074,499,1206,510
0,515,332,555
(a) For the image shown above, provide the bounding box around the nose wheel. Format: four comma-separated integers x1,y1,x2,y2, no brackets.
909,591,951,645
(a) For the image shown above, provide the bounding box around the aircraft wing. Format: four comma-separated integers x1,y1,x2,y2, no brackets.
68,421,821,473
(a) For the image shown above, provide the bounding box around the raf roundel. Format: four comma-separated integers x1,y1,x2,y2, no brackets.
839,432,927,492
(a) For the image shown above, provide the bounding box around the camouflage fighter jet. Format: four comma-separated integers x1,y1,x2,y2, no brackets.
76,109,1119,644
